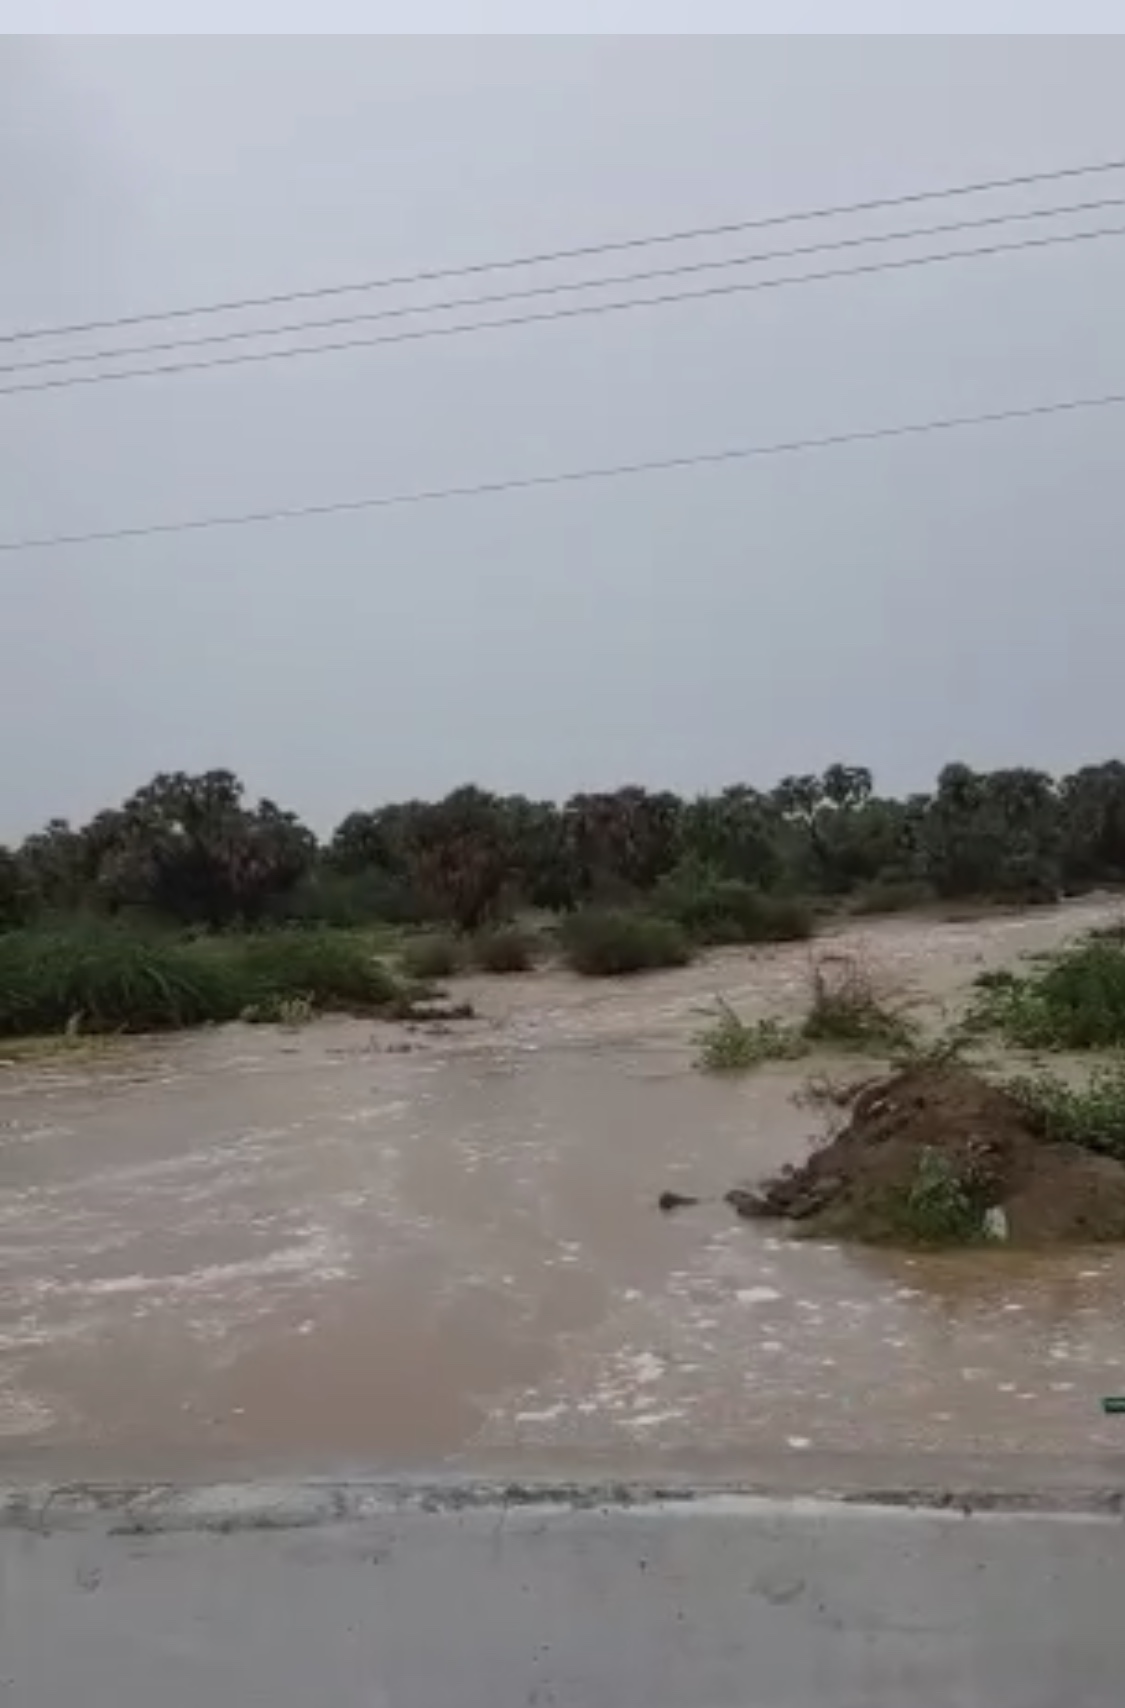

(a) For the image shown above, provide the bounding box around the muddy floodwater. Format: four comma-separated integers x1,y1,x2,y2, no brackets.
3,900,1125,1478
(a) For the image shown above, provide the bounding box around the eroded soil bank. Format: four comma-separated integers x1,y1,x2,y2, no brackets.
740,1063,1125,1243
2,897,1124,1475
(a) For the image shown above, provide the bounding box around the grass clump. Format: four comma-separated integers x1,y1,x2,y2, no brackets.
0,924,410,1038
887,1146,991,1244
232,929,403,1015
801,954,914,1052
398,932,462,981
560,908,692,977
695,999,807,1072
969,936,1125,1049
1004,1061,1125,1160
470,926,536,973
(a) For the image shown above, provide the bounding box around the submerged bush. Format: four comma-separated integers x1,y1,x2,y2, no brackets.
471,926,536,973
694,1000,807,1072
801,955,914,1052
560,909,691,977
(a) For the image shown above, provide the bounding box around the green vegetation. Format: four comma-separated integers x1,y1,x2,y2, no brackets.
3,754,1125,1033
695,958,919,1076
1004,1061,1125,1160
801,956,915,1052
695,1000,807,1072
0,926,242,1036
398,933,462,981
887,1146,992,1244
470,926,537,973
8,757,1125,946
652,863,813,945
232,930,403,1016
0,924,407,1038
969,935,1125,1049
559,909,691,977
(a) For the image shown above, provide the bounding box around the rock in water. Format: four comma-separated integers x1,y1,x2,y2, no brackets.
658,1190,700,1213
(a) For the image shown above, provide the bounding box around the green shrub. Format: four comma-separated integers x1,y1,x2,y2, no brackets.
755,894,816,942
398,933,462,981
560,909,692,977
653,868,814,945
1004,1062,1125,1160
0,925,242,1036
969,937,1125,1049
471,926,536,973
695,1000,807,1072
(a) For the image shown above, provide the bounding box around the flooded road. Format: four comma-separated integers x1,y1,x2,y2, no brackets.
2,899,1125,1476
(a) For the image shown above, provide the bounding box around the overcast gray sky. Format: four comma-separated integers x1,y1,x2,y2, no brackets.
3,35,1125,837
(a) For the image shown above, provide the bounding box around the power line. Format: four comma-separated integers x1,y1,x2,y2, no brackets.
4,220,1124,401
6,193,1123,379
4,152,1125,349
4,387,1122,556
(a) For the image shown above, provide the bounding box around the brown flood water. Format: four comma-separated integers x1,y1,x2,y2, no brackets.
2,898,1125,1477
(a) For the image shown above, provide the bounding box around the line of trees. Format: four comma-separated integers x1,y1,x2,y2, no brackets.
2,759,1125,935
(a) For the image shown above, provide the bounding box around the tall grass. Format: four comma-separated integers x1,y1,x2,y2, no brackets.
0,926,242,1035
233,930,403,1015
0,924,407,1037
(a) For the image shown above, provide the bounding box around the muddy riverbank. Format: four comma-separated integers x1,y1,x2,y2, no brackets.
2,897,1125,1475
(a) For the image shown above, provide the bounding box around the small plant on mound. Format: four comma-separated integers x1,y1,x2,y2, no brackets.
695,999,808,1073
471,926,536,973
888,1146,991,1244
398,933,462,981
1004,1062,1125,1161
560,909,692,977
801,954,914,1052
968,935,1125,1050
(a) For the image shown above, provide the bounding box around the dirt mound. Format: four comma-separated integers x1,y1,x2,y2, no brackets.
731,1064,1125,1244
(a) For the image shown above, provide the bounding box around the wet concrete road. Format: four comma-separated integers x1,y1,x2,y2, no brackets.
3,900,1125,1476
4,1490,1124,1708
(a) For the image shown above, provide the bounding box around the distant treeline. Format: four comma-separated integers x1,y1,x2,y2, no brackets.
2,760,1123,934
